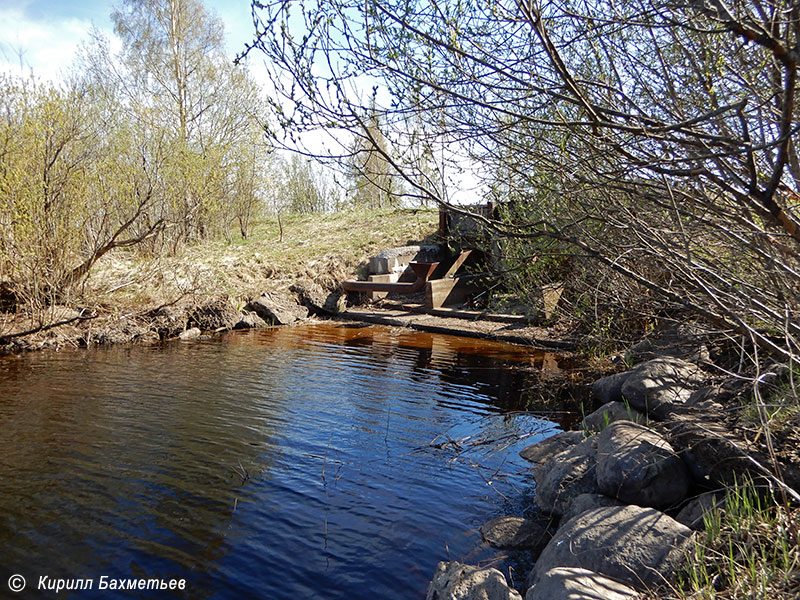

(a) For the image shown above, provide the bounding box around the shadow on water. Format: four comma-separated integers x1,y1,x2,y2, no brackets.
0,323,584,599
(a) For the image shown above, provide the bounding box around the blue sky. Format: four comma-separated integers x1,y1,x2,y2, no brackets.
0,0,260,80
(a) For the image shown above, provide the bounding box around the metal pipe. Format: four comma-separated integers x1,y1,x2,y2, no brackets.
342,262,439,294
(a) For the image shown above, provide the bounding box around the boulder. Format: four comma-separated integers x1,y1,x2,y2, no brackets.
678,379,746,414
527,505,693,592
188,300,241,331
659,416,800,494
662,415,800,495
426,561,522,600
178,327,201,340
596,421,689,508
624,323,711,364
620,357,705,420
534,436,599,516
479,516,552,552
234,312,268,329
560,493,622,525
582,402,647,432
682,386,725,413
245,292,308,325
675,491,725,530
592,372,632,405
290,282,346,315
520,431,584,464
525,567,639,600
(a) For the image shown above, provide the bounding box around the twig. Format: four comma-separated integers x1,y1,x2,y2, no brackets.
230,461,249,485
0,309,97,344
468,459,513,503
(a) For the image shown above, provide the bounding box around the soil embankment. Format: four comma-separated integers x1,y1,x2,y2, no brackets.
0,209,440,354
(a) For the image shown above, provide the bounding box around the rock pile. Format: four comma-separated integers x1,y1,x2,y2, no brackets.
426,343,756,600
151,288,323,341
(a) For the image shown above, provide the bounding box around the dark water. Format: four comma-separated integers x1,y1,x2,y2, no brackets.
0,323,576,599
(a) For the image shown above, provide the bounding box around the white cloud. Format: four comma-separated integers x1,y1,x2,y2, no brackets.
0,1,258,83
0,6,115,81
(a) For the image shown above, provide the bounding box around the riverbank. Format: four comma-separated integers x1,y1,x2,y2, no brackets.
426,327,800,600
0,208,440,353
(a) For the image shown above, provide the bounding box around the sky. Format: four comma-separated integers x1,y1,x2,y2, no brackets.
0,0,262,81
0,0,482,204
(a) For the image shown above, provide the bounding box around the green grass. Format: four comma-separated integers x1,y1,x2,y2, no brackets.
228,208,440,272
675,483,800,600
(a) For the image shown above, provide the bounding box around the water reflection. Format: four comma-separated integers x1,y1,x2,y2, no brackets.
0,324,579,599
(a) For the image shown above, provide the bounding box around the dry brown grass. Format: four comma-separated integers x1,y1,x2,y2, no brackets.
81,207,440,311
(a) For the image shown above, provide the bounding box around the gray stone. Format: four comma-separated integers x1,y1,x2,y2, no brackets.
534,436,599,516
290,282,346,315
624,323,711,364
582,401,647,432
322,292,348,314
189,300,241,330
560,493,622,525
683,386,726,412
624,339,653,363
620,357,705,420
244,292,308,325
233,312,268,329
675,491,725,530
520,431,585,464
596,421,690,508
426,561,522,600
528,505,693,592
663,416,800,494
592,372,632,405
525,567,639,600
178,327,201,340
479,515,551,552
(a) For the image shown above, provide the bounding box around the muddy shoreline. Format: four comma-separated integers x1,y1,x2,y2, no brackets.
0,284,580,355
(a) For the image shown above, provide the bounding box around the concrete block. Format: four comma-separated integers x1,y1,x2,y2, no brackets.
368,245,443,275
367,273,398,300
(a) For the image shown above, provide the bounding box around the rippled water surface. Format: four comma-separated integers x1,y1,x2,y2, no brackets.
0,323,576,599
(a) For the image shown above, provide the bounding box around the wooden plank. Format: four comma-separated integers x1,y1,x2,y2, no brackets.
443,249,473,279
424,278,479,309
